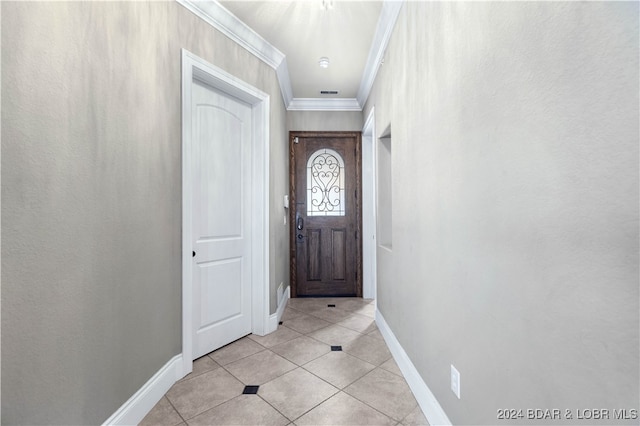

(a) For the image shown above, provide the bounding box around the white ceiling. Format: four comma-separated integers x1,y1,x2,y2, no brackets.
177,0,402,110
219,1,382,99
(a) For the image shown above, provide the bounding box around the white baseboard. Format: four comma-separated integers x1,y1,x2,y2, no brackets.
103,354,182,426
375,310,452,426
106,286,291,424
278,286,290,323
267,285,290,334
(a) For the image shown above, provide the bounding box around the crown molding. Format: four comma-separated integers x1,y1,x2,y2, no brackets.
288,98,362,112
178,0,294,109
177,0,284,69
177,0,403,112
276,58,294,108
356,0,404,108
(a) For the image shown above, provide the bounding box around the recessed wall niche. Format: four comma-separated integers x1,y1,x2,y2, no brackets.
377,126,392,250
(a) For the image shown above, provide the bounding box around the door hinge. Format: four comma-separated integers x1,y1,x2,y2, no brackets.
355,230,358,240
354,190,357,199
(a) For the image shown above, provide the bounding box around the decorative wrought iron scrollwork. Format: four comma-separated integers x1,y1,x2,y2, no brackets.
307,149,345,216
311,153,340,212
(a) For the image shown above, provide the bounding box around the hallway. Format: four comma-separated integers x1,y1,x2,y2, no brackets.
140,298,429,425
3,2,637,424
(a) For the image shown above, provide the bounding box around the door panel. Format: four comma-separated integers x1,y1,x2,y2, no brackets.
198,258,243,325
192,80,252,359
307,229,322,281
331,229,346,281
196,107,243,238
290,132,362,297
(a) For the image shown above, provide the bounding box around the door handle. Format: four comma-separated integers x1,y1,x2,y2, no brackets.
297,217,304,230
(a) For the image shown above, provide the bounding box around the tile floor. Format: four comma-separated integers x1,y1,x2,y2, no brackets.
140,298,429,426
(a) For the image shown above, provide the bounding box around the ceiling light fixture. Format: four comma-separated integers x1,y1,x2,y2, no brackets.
319,57,330,69
321,0,334,10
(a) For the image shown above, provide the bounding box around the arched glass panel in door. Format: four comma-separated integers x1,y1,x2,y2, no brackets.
306,148,345,216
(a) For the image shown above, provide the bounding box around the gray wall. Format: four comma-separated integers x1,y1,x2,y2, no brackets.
365,2,639,424
287,111,363,132
1,1,287,424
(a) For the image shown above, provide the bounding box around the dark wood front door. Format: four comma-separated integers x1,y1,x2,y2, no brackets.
290,131,362,297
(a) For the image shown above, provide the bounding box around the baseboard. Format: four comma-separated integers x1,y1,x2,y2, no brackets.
278,286,290,323
105,286,290,424
375,310,452,426
103,354,182,426
267,285,290,333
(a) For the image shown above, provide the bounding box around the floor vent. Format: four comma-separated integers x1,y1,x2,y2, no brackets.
243,385,259,394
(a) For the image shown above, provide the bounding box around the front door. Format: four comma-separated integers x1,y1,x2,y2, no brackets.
191,80,252,359
290,132,362,297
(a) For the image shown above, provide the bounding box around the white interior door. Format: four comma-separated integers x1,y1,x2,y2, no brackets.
191,79,252,359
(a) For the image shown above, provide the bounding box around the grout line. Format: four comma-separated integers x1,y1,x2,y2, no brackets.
298,320,393,368
249,334,343,423
299,351,376,390
281,322,333,336
205,335,268,367
256,393,291,422
163,395,188,426
342,367,414,423
288,388,341,424
274,344,333,368
172,299,388,425
296,314,408,423
252,361,338,423
298,362,347,390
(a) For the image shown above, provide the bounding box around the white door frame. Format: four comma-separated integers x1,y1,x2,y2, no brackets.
181,49,270,377
362,107,377,300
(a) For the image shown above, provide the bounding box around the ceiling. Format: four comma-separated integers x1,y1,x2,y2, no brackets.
219,1,382,100
178,0,403,110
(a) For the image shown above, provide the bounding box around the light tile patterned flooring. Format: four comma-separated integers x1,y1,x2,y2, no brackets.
140,298,429,426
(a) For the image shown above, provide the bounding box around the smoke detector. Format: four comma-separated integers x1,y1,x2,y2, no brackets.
318,57,330,68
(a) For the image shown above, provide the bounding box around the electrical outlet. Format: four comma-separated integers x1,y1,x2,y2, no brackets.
451,364,461,399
